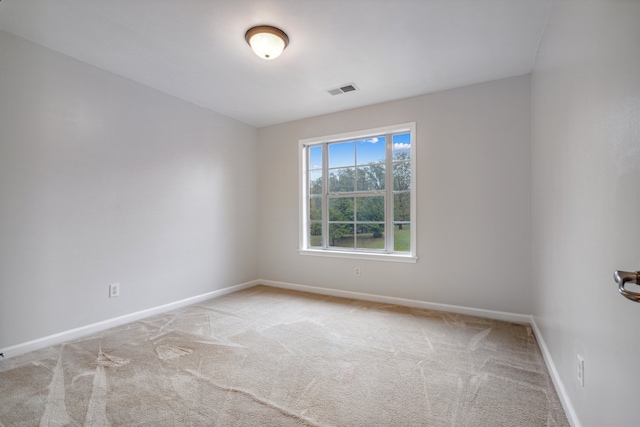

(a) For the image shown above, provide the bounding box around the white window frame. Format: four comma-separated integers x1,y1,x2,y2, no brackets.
299,122,417,263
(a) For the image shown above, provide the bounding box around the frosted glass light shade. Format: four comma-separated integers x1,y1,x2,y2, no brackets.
245,26,289,60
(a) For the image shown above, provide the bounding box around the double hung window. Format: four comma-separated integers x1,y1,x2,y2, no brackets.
299,123,416,262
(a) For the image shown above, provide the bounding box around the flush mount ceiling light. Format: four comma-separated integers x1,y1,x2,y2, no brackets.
245,25,289,60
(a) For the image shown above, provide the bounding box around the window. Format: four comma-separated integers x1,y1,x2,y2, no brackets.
299,123,416,262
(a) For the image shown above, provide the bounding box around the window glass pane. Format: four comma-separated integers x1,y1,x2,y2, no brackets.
393,133,411,160
393,192,410,221
356,136,386,165
309,145,323,170
329,223,354,248
329,167,355,192
329,141,355,168
309,222,322,247
356,196,384,222
309,197,322,221
356,224,385,249
329,197,354,221
301,124,414,257
393,161,411,191
356,165,385,191
309,170,322,194
393,223,411,252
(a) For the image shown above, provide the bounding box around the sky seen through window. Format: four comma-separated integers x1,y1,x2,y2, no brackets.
309,133,410,170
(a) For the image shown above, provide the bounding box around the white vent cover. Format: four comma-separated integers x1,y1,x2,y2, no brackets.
328,83,359,96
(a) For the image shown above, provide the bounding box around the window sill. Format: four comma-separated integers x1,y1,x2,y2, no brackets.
299,249,417,263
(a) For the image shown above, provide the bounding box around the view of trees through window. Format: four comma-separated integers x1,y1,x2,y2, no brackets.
306,131,412,254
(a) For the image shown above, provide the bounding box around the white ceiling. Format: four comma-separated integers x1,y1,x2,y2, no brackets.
0,0,552,128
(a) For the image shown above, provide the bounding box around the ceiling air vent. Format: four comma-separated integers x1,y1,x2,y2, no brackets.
328,83,359,96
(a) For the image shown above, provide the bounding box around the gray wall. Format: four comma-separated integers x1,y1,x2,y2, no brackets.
0,31,259,349
531,0,640,425
258,75,532,315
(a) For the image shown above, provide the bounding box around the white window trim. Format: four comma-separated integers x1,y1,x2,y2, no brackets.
298,122,417,263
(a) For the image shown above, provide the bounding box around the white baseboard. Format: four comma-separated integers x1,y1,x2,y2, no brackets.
0,280,259,360
530,317,581,427
259,279,532,324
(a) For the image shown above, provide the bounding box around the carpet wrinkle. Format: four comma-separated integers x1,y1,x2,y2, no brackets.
184,368,322,427
39,353,71,426
145,313,212,341
92,351,129,368
0,346,60,372
70,370,95,387
146,315,179,339
467,328,494,350
454,373,483,426
84,363,109,427
83,351,120,426
450,376,466,427
151,329,247,351
480,358,549,389
154,344,194,360
297,375,319,405
276,340,296,356
418,366,435,420
421,329,436,352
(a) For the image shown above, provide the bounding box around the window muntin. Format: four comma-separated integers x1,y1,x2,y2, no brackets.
300,123,416,260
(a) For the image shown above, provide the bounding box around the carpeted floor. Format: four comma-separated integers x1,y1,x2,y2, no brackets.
0,285,568,426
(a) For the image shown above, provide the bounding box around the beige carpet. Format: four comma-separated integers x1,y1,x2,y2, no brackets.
0,285,568,426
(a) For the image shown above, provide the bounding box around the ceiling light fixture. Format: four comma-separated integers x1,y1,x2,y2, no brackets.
245,25,289,60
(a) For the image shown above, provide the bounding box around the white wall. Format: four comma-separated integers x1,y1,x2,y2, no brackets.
258,75,532,315
531,1,640,426
0,31,259,350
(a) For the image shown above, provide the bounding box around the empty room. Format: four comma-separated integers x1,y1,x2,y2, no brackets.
0,0,638,426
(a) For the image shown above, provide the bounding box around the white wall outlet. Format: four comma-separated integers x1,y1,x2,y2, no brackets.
577,354,584,387
354,267,361,277
109,283,120,298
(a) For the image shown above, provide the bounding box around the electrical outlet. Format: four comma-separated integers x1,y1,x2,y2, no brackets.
355,267,361,277
109,283,120,298
577,354,584,387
